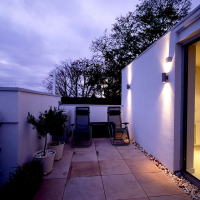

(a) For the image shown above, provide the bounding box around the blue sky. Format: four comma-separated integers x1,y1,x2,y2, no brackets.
0,0,199,92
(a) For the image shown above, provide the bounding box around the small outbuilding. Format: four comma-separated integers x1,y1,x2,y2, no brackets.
122,5,200,186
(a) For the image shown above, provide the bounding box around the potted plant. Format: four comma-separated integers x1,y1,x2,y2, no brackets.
27,110,56,175
47,108,68,161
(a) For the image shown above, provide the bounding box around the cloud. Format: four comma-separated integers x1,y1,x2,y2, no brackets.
0,0,198,92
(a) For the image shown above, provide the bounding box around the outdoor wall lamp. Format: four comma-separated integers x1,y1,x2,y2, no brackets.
162,73,168,83
127,84,130,89
166,57,172,62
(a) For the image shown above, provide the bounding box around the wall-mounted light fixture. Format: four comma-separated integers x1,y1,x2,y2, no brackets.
166,57,172,62
127,84,130,89
162,73,168,83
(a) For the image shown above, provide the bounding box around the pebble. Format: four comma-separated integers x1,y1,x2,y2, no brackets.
34,150,55,158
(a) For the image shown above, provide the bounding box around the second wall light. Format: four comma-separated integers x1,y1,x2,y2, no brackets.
162,73,168,83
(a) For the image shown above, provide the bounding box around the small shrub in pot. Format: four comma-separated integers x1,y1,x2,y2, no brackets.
46,107,68,160
27,109,56,174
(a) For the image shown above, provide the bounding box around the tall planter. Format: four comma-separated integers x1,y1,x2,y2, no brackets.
27,109,58,175
48,141,65,161
46,108,68,161
33,149,56,175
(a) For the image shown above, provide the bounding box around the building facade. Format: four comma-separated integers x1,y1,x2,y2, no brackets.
122,5,200,185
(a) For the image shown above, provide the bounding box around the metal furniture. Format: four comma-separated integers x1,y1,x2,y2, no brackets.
71,107,92,147
107,107,130,145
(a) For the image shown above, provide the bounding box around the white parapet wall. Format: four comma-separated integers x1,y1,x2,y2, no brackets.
0,87,61,184
59,104,123,126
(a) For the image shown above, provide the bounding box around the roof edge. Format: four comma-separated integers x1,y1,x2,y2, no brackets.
0,87,60,97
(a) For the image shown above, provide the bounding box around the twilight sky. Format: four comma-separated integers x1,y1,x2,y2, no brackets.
0,0,199,92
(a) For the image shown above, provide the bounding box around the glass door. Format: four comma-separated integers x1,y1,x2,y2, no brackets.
186,40,200,180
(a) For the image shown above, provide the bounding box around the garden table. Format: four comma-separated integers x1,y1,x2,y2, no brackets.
89,122,114,143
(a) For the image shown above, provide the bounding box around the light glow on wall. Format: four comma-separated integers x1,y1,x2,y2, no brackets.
127,87,132,111
158,32,173,76
160,83,173,135
161,35,173,127
127,63,132,85
127,63,133,120
124,63,133,139
156,32,171,71
165,60,173,73
126,85,133,138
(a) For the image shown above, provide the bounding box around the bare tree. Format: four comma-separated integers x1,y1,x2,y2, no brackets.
43,58,104,98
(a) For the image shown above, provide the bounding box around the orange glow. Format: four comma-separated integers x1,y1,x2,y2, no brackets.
160,83,173,133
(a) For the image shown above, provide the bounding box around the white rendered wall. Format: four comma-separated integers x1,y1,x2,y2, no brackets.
0,87,61,184
0,91,19,184
59,104,123,126
122,32,175,172
122,6,200,173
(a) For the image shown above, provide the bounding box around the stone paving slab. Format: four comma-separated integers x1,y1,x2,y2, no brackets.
118,148,146,159
97,148,123,161
125,157,162,174
99,159,132,175
61,149,74,162
68,161,100,178
102,174,147,200
43,161,70,179
33,138,192,200
95,143,117,151
63,176,106,200
71,151,97,162
149,194,191,200
135,172,185,197
33,179,66,200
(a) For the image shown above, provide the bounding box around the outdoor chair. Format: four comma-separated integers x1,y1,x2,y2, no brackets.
107,107,130,145
71,107,92,147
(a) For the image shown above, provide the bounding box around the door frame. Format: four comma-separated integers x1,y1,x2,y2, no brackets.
181,37,200,187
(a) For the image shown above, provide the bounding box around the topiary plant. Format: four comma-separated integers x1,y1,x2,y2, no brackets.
45,107,68,146
27,111,49,157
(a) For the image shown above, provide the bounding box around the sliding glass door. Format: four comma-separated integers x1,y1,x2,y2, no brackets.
186,39,200,180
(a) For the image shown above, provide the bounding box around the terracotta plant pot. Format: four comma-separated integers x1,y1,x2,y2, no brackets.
48,141,65,161
33,149,56,175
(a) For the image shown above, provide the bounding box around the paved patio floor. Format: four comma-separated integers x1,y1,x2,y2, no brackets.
33,138,191,200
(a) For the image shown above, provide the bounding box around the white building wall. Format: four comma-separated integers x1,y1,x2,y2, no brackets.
0,87,61,184
122,32,175,172
122,6,200,173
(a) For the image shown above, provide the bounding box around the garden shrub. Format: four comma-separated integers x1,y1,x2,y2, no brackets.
0,159,43,200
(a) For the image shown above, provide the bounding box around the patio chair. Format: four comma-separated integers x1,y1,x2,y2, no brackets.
107,107,130,145
71,107,92,147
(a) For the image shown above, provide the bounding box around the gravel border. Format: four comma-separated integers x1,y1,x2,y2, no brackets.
132,141,200,200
